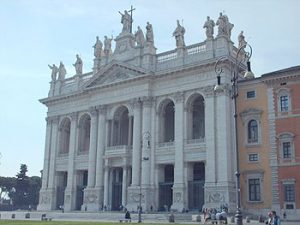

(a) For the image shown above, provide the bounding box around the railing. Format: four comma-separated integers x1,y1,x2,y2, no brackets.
157,141,174,148
186,137,205,144
156,49,178,63
186,42,206,55
105,145,132,157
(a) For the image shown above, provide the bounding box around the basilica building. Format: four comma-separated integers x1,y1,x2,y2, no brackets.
38,11,248,212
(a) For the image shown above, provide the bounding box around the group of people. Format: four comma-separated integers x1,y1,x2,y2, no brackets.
266,211,281,225
203,207,228,224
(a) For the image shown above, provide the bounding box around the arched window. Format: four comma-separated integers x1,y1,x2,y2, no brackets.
248,120,258,143
192,96,205,139
240,108,262,146
164,101,175,142
78,114,91,153
111,106,130,146
59,118,71,154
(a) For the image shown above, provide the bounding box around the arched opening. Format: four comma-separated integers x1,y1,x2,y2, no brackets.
187,94,205,140
159,164,174,211
188,162,205,211
158,100,175,143
59,118,71,154
110,106,131,146
248,119,258,143
78,114,91,153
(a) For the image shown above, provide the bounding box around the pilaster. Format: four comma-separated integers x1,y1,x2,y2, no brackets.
84,107,99,211
64,112,78,211
126,98,142,211
38,116,59,210
171,92,186,211
94,105,107,209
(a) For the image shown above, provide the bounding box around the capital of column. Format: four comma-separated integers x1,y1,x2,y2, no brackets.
69,112,78,121
89,106,98,117
48,115,59,124
141,96,154,107
96,105,107,115
130,97,142,109
174,91,185,103
201,85,215,98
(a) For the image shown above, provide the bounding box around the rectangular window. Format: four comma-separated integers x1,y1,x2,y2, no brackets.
246,90,256,99
249,154,258,162
249,178,261,201
284,184,295,202
280,96,289,112
283,142,291,158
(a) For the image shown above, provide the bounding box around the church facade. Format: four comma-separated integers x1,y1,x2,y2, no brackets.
38,12,246,212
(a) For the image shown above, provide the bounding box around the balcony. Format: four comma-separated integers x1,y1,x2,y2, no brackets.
105,145,132,158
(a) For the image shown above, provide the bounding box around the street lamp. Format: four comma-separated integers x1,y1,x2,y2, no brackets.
214,43,254,225
138,131,151,223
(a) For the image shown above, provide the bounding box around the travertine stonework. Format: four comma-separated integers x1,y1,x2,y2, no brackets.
38,11,244,212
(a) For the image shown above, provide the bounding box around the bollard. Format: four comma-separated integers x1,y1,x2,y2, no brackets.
246,216,250,223
231,216,235,223
169,212,175,223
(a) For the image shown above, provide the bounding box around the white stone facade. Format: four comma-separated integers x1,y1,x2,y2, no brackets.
38,14,244,212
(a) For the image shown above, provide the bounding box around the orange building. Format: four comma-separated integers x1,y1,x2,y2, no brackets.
237,77,272,215
262,66,300,219
237,66,300,219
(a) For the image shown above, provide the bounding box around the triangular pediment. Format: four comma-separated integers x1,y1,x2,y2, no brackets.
85,61,148,88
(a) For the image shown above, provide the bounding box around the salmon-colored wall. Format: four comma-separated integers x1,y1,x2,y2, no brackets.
273,81,300,209
237,80,272,210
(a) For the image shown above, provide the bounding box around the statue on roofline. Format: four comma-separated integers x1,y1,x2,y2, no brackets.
173,20,185,48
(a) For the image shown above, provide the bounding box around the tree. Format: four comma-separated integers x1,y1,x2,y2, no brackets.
13,164,30,208
28,176,41,206
0,176,16,201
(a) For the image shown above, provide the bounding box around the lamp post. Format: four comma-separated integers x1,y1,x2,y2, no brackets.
138,131,151,223
214,43,254,225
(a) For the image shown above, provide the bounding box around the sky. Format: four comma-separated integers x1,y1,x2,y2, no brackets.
0,0,299,177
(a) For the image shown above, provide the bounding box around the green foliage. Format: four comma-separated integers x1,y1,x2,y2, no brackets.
0,164,41,208
0,176,16,199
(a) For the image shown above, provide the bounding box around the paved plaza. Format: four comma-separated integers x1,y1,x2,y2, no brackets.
0,211,299,225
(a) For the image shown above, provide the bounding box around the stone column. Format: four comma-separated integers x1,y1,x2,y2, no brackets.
94,106,107,209
84,107,99,211
47,116,59,210
128,116,133,145
64,112,78,211
203,87,217,209
141,97,152,211
206,86,236,210
131,98,142,186
122,166,128,206
38,117,55,211
41,117,52,189
103,165,109,209
126,98,142,211
172,92,185,211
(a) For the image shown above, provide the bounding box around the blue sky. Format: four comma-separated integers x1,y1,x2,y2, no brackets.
0,0,299,177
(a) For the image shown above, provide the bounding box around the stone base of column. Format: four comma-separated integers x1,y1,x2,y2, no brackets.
204,181,236,213
126,186,140,212
141,185,156,212
171,184,186,212
82,187,103,212
64,188,76,212
37,188,56,211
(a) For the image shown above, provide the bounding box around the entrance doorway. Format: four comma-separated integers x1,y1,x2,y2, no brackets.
188,162,205,211
111,167,123,210
159,164,174,211
75,170,88,210
56,171,67,209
